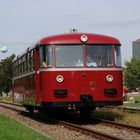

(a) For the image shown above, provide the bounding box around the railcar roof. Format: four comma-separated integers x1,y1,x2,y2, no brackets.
13,33,121,61
37,33,121,45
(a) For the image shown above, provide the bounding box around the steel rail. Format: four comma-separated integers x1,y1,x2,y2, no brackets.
0,100,22,107
57,120,124,140
91,117,140,134
0,102,24,112
104,106,140,113
117,106,140,113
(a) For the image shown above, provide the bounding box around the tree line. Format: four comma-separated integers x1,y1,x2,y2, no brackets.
0,54,15,96
124,58,140,91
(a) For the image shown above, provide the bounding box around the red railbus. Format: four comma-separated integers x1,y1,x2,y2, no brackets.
12,32,123,114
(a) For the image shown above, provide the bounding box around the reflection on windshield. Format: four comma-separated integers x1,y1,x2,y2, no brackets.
86,45,112,67
55,45,83,67
54,45,121,68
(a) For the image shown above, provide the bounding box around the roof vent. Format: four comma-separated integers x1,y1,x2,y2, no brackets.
70,28,77,33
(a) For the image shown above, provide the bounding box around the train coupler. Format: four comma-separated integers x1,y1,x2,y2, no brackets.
80,94,93,106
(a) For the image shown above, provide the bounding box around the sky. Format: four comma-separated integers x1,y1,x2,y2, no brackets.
0,0,140,64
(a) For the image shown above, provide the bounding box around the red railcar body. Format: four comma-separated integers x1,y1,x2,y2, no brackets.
13,32,123,114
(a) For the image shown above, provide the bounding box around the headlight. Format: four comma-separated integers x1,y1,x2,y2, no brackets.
106,75,113,82
80,35,88,42
56,75,64,83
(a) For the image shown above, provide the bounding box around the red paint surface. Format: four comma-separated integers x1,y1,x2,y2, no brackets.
39,70,122,102
38,33,121,45
13,33,122,106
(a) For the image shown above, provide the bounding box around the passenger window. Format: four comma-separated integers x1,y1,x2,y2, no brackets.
30,50,35,71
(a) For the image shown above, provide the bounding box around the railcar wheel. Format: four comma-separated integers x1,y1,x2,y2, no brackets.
28,108,34,113
26,106,34,114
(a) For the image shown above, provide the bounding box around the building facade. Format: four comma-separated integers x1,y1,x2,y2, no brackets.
132,39,140,59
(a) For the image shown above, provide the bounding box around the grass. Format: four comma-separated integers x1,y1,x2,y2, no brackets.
0,114,51,140
92,109,123,121
123,102,140,107
116,112,140,125
92,108,140,126
123,96,140,108
0,95,12,101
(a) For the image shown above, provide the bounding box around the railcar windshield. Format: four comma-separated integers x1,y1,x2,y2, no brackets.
54,45,121,68
55,45,83,67
86,45,113,67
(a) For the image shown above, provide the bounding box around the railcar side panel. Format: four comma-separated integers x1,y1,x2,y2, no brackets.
13,74,36,105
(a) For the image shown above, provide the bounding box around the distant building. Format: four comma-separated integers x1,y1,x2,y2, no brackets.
132,39,140,59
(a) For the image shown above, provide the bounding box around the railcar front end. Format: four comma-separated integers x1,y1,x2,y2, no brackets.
39,44,122,114
12,33,123,114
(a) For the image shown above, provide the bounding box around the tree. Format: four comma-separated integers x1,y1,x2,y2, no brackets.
124,58,140,91
0,54,15,95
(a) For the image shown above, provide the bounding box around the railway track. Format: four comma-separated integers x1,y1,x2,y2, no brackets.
103,106,140,113
90,117,140,134
0,100,24,111
0,100,140,140
117,106,140,113
0,100,22,106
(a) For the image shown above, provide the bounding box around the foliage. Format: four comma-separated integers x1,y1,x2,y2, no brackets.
114,110,140,126
124,58,140,91
0,114,51,140
92,109,140,126
92,110,123,121
0,54,15,95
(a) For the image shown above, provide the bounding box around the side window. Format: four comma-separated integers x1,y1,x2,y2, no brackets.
19,58,22,75
26,54,28,72
25,54,28,73
30,50,35,71
27,53,30,72
17,60,19,76
21,57,24,75
29,52,32,72
22,56,26,74
39,46,52,68
13,62,16,77
115,46,121,66
28,52,32,72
